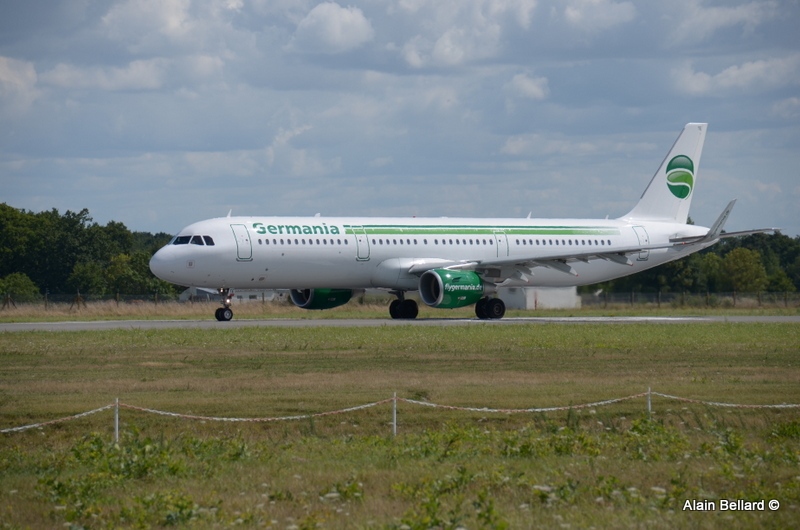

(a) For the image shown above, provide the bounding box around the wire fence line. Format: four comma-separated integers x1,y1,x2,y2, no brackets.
3,391,799,440
2,290,799,308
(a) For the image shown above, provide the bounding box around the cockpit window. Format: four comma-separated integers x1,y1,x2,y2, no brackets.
172,235,214,246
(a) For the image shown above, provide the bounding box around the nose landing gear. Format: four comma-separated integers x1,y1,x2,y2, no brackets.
215,288,234,321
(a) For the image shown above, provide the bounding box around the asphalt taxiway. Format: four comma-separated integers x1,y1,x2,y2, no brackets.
1,315,798,332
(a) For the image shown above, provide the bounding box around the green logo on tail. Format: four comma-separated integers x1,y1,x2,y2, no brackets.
666,155,694,199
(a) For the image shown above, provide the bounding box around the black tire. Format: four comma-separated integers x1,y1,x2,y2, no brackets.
475,297,490,320
399,299,419,319
389,299,401,319
215,308,224,321
486,298,505,319
221,308,233,321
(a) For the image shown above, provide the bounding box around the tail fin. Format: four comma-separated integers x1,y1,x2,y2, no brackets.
623,123,707,224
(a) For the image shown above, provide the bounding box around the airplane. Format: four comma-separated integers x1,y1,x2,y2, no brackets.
149,123,776,321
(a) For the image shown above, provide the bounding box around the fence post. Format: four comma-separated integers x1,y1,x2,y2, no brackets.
647,387,651,419
114,398,119,444
392,392,397,437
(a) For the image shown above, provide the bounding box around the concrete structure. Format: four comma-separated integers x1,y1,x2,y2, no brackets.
498,286,581,310
180,288,287,303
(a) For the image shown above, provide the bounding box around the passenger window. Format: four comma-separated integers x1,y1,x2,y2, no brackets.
203,236,215,246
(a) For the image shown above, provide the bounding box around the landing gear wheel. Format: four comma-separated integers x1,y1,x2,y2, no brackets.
389,299,401,319
389,295,419,319
475,297,490,320
215,307,233,321
476,297,505,320
215,288,234,321
399,299,418,319
486,298,505,319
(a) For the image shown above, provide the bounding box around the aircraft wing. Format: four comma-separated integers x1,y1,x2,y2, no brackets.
402,241,678,288
465,242,679,286
402,201,777,288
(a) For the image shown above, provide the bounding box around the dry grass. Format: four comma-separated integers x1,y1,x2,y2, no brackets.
1,295,798,323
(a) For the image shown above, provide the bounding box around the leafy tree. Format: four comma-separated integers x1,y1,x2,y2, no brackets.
721,248,768,292
67,262,109,295
697,253,723,293
767,269,796,292
0,204,181,296
0,272,41,302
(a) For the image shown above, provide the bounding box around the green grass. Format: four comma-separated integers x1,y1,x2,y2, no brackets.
1,323,799,528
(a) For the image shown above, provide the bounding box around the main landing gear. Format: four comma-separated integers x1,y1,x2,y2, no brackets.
475,297,505,320
215,288,234,321
389,291,419,319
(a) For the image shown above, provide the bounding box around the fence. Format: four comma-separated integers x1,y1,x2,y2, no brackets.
3,390,798,441
582,291,800,308
2,291,799,311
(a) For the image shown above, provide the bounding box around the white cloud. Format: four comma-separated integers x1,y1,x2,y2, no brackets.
289,2,374,54
772,97,800,119
397,0,538,67
501,134,599,156
506,72,549,100
102,0,193,50
0,56,39,112
40,59,169,91
673,55,800,95
667,0,778,46
563,0,636,32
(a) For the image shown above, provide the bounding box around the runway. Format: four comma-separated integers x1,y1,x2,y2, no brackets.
1,315,798,332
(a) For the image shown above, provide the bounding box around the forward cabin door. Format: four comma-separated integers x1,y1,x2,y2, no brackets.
230,224,253,261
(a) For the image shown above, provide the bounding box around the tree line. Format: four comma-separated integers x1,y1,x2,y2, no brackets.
584,231,800,295
1,203,798,301
0,203,176,301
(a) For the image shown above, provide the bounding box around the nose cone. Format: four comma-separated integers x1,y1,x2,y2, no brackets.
149,246,176,282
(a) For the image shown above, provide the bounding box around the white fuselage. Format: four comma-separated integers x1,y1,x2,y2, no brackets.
149,215,711,292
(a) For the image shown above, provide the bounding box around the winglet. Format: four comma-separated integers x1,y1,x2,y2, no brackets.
704,199,736,241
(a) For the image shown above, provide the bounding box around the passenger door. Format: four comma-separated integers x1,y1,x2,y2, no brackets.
230,224,253,261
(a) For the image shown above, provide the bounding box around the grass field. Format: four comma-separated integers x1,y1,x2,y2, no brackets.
1,322,799,528
1,296,798,322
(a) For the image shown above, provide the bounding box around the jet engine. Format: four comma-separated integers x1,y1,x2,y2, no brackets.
418,269,486,308
290,288,353,310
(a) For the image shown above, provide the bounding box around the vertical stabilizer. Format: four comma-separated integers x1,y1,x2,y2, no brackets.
623,123,707,223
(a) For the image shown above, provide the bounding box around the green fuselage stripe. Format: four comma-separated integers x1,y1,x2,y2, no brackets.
343,225,620,236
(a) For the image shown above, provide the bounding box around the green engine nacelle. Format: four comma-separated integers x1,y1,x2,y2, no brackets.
290,288,353,310
419,269,485,309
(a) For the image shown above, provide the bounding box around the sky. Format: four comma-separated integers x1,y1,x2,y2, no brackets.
1,0,798,237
